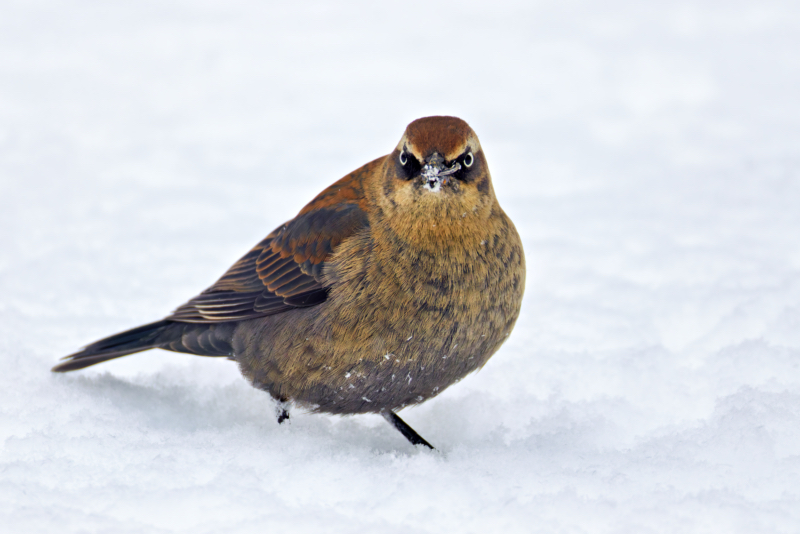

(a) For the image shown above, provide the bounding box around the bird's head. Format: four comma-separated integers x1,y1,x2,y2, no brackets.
392,116,488,194
370,117,497,242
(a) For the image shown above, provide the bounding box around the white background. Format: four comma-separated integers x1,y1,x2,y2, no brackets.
1,1,799,532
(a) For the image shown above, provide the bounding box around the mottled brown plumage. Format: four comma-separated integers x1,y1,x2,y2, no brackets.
54,116,526,448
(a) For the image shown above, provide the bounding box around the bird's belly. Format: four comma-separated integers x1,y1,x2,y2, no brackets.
234,260,521,414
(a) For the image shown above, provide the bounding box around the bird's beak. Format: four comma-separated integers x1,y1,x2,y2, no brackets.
420,153,461,191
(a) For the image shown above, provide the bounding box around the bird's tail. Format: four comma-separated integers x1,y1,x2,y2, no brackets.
52,320,234,372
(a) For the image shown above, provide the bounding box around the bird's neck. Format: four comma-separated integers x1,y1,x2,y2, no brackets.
370,197,502,257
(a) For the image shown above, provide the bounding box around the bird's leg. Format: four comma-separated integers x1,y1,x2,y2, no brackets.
275,399,291,424
381,410,434,449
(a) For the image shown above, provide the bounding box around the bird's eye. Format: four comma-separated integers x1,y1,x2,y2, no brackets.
396,150,420,180
463,152,474,168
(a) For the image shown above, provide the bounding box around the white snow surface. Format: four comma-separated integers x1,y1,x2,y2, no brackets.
2,1,800,532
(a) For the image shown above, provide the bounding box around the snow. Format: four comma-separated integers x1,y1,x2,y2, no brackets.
2,1,800,532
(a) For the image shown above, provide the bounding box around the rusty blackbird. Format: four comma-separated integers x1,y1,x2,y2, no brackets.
53,116,526,449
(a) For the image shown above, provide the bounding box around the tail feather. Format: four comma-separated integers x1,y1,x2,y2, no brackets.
52,320,235,372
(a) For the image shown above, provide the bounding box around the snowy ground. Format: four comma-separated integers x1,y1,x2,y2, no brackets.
2,1,800,532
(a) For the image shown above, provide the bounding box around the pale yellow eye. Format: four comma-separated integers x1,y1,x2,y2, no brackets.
464,152,474,167
399,152,408,165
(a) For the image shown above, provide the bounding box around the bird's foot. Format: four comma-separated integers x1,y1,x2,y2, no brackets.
381,410,434,449
275,400,291,424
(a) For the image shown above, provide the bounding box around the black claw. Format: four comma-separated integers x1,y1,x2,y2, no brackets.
277,408,290,424
382,410,434,449
276,400,291,424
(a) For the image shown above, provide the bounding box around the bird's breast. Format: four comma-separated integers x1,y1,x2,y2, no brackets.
307,212,524,411
235,209,524,414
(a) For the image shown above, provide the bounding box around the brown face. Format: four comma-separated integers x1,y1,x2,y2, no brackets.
363,116,499,250
376,116,496,220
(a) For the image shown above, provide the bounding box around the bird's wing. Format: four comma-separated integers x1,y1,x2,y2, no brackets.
167,157,380,323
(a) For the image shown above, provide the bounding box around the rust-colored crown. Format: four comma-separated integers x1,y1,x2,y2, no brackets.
404,116,474,159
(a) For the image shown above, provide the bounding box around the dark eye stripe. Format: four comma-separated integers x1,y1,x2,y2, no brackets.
396,151,420,180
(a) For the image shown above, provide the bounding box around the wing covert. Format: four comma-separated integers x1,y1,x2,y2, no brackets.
167,157,380,323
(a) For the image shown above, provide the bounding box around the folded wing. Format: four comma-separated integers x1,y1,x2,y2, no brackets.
168,158,379,323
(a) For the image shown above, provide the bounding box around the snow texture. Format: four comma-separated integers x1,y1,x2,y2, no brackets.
2,1,800,533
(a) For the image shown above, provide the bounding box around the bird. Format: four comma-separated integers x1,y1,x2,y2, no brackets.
53,116,526,449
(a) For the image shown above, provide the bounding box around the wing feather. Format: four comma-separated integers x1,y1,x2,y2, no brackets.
166,157,381,324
